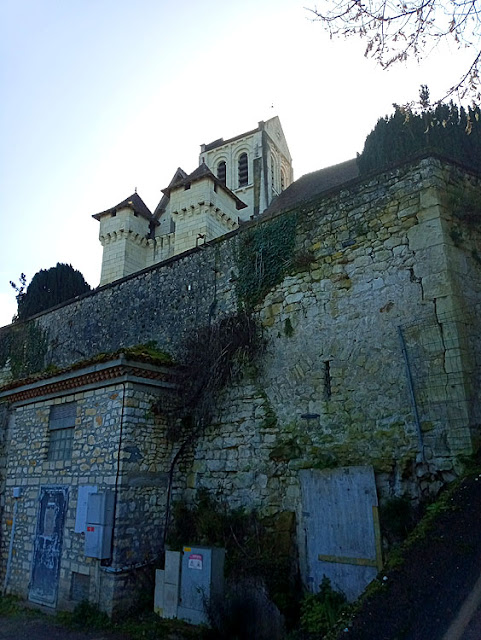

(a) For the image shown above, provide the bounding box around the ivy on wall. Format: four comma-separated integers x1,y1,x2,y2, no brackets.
0,321,48,380
447,182,481,265
236,212,298,309
448,182,481,226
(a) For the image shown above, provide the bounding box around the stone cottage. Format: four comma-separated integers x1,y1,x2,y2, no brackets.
1,117,481,615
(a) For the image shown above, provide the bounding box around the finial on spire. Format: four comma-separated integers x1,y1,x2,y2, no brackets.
135,186,137,193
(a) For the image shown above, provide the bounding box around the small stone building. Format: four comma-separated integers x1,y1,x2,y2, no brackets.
0,355,177,615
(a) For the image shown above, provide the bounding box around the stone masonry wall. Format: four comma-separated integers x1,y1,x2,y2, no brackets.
185,157,481,517
1,385,123,606
1,156,480,511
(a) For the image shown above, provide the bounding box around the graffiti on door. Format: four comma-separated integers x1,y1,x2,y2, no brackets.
29,486,68,606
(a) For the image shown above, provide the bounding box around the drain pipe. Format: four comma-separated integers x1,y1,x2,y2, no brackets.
161,436,192,557
398,326,426,462
3,488,21,595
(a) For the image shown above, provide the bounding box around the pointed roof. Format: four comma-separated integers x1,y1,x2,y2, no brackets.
153,168,188,219
200,116,289,156
161,163,247,211
92,192,154,222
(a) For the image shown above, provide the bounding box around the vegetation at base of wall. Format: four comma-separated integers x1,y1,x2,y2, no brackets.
0,321,48,380
167,489,298,624
236,212,298,309
358,97,481,175
0,595,32,617
378,496,418,546
56,600,203,639
299,577,348,636
11,263,91,322
57,600,111,629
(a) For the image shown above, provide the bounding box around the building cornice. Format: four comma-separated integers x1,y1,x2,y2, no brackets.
0,356,177,406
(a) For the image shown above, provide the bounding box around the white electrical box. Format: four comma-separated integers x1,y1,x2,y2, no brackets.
177,546,225,625
86,491,114,526
84,491,115,559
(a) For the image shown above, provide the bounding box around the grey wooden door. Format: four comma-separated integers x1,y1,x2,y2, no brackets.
29,486,68,606
300,466,382,601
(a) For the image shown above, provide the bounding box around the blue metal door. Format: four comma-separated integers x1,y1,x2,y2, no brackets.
29,486,68,606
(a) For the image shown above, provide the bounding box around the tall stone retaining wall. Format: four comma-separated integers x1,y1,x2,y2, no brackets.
0,155,480,510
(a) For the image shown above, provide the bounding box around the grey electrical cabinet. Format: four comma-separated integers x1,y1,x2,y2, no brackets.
177,546,225,625
84,491,115,559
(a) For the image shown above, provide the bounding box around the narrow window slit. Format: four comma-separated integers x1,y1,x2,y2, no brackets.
324,360,332,399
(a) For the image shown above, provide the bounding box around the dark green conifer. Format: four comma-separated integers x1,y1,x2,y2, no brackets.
14,263,91,321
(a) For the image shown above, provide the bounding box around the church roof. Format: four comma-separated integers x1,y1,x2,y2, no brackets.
161,163,247,211
262,158,360,218
202,127,259,152
201,116,283,153
92,192,154,222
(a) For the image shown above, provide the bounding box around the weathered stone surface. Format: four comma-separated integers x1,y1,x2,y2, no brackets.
1,156,481,615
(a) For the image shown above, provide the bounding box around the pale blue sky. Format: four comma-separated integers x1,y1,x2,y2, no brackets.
0,0,473,326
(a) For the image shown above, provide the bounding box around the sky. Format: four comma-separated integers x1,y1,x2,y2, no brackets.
0,0,476,327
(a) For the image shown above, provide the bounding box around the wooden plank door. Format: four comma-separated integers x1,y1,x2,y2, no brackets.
300,466,382,601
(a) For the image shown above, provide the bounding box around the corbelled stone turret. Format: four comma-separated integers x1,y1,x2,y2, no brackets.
93,117,293,285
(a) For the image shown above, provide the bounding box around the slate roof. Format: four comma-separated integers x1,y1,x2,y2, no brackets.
92,192,154,223
202,126,259,152
153,168,188,219
262,158,360,218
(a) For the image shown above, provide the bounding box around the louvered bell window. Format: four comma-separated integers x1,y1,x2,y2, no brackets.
238,153,248,187
217,161,226,185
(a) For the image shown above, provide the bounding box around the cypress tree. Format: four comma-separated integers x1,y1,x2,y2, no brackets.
358,96,481,175
15,263,91,321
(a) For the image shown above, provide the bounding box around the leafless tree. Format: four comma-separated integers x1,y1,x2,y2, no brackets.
308,0,481,102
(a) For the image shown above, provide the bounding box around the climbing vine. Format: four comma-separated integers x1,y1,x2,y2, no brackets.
0,321,48,380
448,182,481,227
236,212,298,309
167,312,262,441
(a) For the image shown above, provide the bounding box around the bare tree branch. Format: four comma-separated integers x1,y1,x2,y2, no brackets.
308,0,481,102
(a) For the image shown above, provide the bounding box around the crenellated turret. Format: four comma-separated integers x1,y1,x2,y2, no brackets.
92,193,156,286
161,163,244,255
93,117,292,285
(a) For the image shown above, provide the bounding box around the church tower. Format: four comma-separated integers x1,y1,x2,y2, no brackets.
199,116,293,220
93,117,293,286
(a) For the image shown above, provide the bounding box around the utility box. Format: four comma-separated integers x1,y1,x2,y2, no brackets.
154,550,181,619
177,546,225,625
84,491,115,559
